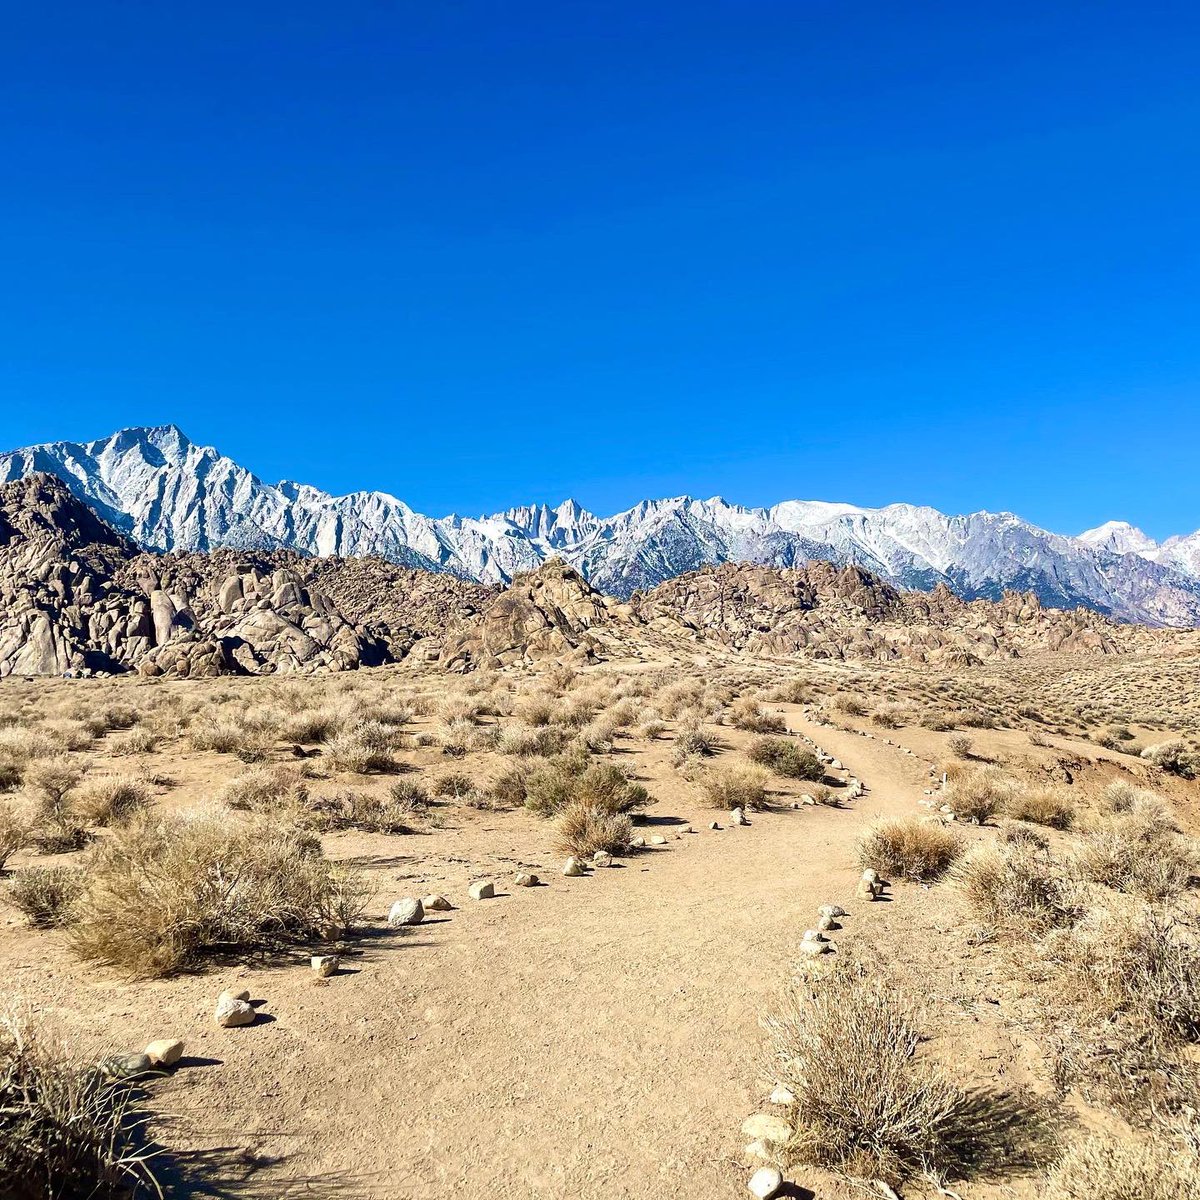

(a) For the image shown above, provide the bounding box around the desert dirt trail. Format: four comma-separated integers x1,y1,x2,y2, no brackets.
4,713,938,1199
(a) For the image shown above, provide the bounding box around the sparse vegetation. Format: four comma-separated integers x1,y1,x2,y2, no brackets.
745,736,823,781
68,814,371,977
766,964,1055,1187
858,818,962,881
699,764,768,810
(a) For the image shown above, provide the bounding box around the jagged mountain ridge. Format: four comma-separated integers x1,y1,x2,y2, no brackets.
4,424,1200,625
0,474,1188,677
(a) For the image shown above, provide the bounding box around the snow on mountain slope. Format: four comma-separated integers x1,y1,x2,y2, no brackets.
3,425,1200,626
1079,521,1159,557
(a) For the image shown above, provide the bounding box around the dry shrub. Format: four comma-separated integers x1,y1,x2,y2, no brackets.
325,719,399,773
951,841,1078,938
1074,797,1197,900
700,764,768,810
835,695,867,717
0,1009,162,1197
944,765,1016,825
108,726,160,757
872,705,907,730
1140,740,1199,779
769,677,809,704
766,964,1056,1187
525,759,649,819
6,866,84,927
576,716,617,753
746,736,823,781
0,726,59,764
23,759,89,855
280,705,343,744
636,717,667,740
728,697,787,734
1045,1133,1199,1200
496,723,572,758
490,766,530,808
1004,786,1074,830
1043,905,1200,1050
858,818,962,882
555,801,633,857
219,766,308,813
947,733,972,758
0,761,21,793
71,777,151,827
0,800,30,871
434,772,474,799
302,784,425,834
69,814,371,978
672,717,718,761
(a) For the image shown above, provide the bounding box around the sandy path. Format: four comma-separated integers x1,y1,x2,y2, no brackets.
3,712,935,1199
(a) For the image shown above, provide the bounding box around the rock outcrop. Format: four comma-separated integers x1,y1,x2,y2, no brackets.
0,476,389,678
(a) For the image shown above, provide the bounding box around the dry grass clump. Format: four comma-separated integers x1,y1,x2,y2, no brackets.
951,841,1078,938
1004,786,1075,830
6,866,85,928
522,758,650,820
1041,906,1200,1078
69,814,370,977
71,777,151,827
746,736,824,781
636,716,667,740
947,733,972,758
766,965,1055,1187
728,697,786,734
700,764,768,810
0,800,31,871
0,761,22,793
1074,795,1197,900
302,783,428,834
107,726,160,756
279,705,344,745
434,772,475,799
325,719,400,773
858,818,962,882
0,726,60,765
671,717,718,762
0,1009,162,1197
768,677,809,704
944,765,1016,825
219,766,309,813
187,711,275,760
495,723,572,758
1044,1133,1200,1200
555,801,633,857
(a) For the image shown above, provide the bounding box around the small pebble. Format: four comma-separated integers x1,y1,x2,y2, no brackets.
748,1165,784,1198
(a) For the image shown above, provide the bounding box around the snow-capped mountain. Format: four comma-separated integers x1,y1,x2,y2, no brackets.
4,424,1200,626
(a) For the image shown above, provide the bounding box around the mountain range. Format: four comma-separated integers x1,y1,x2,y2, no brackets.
3,423,1200,626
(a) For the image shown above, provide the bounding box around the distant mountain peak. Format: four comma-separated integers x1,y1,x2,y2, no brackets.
3,424,1200,626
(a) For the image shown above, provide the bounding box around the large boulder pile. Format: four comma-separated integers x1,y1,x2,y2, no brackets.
0,476,388,677
439,559,639,670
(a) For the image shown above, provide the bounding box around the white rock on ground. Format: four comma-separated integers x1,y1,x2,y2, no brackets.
741,1113,793,1143
513,872,538,887
649,834,668,845
592,850,613,867
748,1165,784,1198
311,954,339,977
563,857,585,876
388,898,425,927
731,808,747,826
144,1039,184,1067
818,903,846,918
769,1084,795,1105
422,894,453,911
214,993,255,1027
468,880,495,900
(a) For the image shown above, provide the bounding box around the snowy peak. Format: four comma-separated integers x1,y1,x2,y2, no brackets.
1079,520,1159,557
4,425,1200,627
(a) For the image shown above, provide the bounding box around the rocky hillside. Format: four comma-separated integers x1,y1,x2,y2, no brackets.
0,476,390,677
435,558,1178,672
6,424,1200,625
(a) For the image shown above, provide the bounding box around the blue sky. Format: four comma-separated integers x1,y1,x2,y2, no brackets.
2,3,1199,535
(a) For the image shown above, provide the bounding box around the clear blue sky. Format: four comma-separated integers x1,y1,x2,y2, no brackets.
3,3,1199,535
